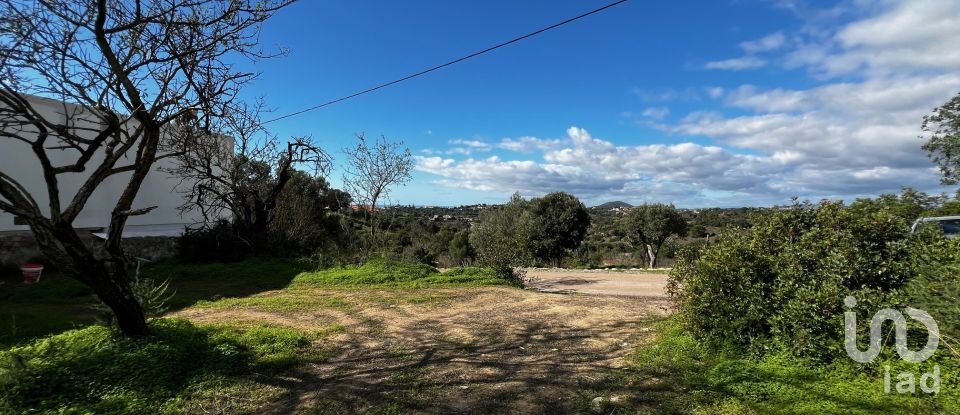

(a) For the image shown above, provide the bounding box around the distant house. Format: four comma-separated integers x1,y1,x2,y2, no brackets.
350,204,377,213
0,95,226,261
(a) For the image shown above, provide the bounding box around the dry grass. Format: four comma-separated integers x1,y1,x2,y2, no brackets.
173,286,671,414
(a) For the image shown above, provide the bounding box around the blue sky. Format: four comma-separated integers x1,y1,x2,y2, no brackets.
238,0,960,207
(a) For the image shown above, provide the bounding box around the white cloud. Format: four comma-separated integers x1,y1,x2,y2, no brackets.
414,156,455,171
444,138,492,155
631,87,702,102
740,31,786,53
498,136,564,153
641,107,670,120
704,32,785,72
786,0,960,76
705,56,767,70
416,126,783,202
449,139,491,149
415,0,959,206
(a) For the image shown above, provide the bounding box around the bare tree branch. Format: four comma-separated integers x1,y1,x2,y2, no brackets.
0,0,295,337
342,134,413,250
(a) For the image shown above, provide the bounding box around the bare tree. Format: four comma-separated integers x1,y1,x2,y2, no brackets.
165,101,330,252
0,0,293,337
342,134,412,249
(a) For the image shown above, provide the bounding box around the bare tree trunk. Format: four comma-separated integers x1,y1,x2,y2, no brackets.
35,223,149,337
646,244,657,268
90,265,148,336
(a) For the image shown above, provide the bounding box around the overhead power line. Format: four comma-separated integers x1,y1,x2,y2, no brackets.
263,0,630,124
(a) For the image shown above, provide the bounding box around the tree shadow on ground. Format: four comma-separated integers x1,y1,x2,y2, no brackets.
235,302,939,415
146,258,306,310
0,259,305,346
250,306,656,414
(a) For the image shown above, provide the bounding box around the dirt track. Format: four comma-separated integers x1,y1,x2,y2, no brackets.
177,283,672,414
524,268,670,297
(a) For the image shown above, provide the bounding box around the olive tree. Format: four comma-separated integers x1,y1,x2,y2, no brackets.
525,191,590,267
469,192,532,278
620,203,687,268
0,0,293,337
922,92,960,184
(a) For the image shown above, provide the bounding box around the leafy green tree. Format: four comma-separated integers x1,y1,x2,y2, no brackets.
170,102,330,254
923,92,960,184
469,193,532,276
620,204,688,268
849,187,945,223
525,192,591,267
270,171,349,255
448,229,474,266
689,224,708,238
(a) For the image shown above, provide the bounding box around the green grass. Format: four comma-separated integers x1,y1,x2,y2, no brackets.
0,318,317,415
144,258,308,309
1,259,512,346
193,291,352,312
0,274,99,346
292,262,513,288
621,319,960,414
0,259,307,346
0,259,516,414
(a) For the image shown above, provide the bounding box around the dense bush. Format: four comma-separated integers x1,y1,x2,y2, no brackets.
524,192,591,266
470,193,533,273
176,220,252,263
0,319,309,414
903,229,960,345
669,201,916,358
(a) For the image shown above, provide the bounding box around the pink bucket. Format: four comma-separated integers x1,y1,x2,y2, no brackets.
21,263,44,284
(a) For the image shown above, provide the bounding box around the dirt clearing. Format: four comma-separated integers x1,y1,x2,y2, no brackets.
525,268,670,297
175,284,671,414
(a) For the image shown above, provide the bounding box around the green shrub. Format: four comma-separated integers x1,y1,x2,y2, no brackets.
0,319,310,414
176,220,252,263
628,319,959,415
670,201,915,358
903,228,960,347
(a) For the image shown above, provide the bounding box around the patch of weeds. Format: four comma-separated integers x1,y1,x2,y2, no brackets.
360,317,387,339
211,324,312,371
168,377,286,414
194,293,351,313
402,292,453,304
0,274,94,304
0,318,315,414
292,262,514,288
623,318,960,415
0,305,96,347
384,366,434,411
317,323,347,338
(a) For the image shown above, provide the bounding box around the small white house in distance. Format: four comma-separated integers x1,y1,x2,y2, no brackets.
0,94,222,260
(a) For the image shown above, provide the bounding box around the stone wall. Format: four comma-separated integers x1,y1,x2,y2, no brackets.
0,230,178,268
0,231,44,266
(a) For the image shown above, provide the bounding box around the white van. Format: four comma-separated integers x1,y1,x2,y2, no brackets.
910,216,960,238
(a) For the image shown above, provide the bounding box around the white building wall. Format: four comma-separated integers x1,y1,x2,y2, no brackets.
0,95,211,233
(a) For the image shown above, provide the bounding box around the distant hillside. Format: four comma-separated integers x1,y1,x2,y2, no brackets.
594,201,633,209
